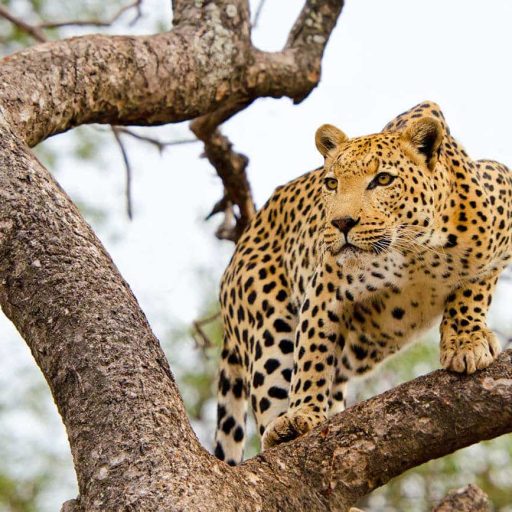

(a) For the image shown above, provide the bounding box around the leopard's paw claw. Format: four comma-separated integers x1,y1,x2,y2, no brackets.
440,328,501,374
262,408,326,450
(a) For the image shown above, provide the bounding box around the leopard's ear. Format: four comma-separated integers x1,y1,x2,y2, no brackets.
315,124,348,158
401,117,443,170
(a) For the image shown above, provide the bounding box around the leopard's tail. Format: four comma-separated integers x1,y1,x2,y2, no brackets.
214,335,248,466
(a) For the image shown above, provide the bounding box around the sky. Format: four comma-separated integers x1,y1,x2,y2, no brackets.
1,0,512,509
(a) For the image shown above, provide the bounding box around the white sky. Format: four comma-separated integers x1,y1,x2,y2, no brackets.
1,0,512,509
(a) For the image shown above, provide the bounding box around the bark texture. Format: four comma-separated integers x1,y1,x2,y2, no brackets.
241,350,512,511
0,1,510,511
433,484,491,512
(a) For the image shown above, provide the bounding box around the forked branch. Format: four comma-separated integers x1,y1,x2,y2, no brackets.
3,1,504,511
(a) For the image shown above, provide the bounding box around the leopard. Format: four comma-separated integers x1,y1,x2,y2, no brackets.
214,101,512,465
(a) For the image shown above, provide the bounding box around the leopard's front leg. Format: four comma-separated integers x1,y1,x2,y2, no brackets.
440,273,501,374
262,261,343,449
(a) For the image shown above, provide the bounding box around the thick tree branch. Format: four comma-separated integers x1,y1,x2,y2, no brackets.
0,1,342,146
433,484,491,512
240,350,512,511
0,124,251,511
3,2,507,511
248,0,344,103
0,3,252,146
0,0,342,242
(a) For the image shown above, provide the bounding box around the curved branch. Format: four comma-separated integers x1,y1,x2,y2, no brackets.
239,350,512,511
0,1,342,147
0,123,258,512
0,2,252,146
248,0,344,103
5,2,506,511
191,99,256,241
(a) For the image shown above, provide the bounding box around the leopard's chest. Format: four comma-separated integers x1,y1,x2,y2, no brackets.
338,278,450,374
334,250,456,366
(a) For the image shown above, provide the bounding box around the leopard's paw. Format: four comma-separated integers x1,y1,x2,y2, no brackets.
261,408,326,450
440,328,501,374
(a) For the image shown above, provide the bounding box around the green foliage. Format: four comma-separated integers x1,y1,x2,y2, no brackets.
0,473,42,512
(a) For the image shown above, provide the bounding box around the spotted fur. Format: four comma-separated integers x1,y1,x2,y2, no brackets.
214,102,511,464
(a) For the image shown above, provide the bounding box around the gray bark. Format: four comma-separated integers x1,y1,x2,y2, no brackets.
433,484,491,512
0,1,510,510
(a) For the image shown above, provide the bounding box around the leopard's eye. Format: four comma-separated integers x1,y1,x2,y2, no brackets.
324,177,338,191
368,172,396,189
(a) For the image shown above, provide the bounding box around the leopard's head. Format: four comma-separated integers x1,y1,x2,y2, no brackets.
315,117,446,263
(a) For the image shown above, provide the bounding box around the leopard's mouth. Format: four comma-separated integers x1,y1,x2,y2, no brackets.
330,242,365,256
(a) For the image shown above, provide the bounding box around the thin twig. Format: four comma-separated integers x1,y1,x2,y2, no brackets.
0,1,143,44
192,312,221,352
0,5,47,42
112,127,133,220
114,127,197,153
39,0,144,29
252,0,266,28
110,126,200,219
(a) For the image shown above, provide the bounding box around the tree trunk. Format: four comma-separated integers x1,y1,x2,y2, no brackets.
0,1,510,510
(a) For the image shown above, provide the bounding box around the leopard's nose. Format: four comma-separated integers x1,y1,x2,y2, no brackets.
331,216,359,236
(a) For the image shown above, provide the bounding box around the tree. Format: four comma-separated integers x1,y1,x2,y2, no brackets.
0,1,511,510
